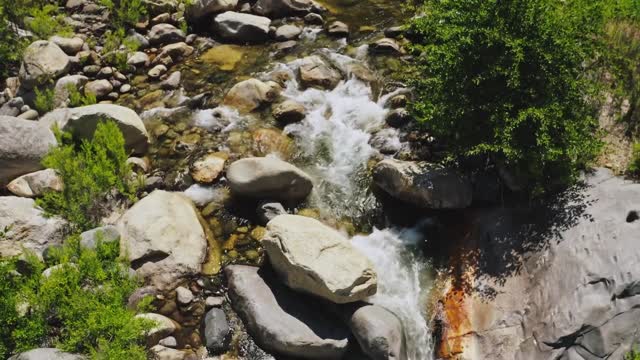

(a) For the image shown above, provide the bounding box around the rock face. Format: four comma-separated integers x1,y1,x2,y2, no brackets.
8,348,85,360
40,104,149,154
0,116,57,185
253,0,312,17
263,215,377,303
203,308,231,352
298,55,342,90
214,11,271,43
118,191,207,290
186,0,238,21
7,169,63,198
223,78,280,113
439,169,640,360
226,157,313,202
344,304,405,360
19,41,71,89
226,265,350,359
0,197,68,258
373,159,472,209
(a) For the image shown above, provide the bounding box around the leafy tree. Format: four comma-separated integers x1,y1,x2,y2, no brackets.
407,0,607,193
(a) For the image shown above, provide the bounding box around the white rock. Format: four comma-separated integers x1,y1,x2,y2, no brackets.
19,41,71,89
7,169,63,198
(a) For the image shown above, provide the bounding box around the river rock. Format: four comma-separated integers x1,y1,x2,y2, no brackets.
190,153,226,184
273,99,306,123
369,38,402,55
157,42,194,62
161,71,181,90
0,197,68,258
186,0,238,21
253,0,312,17
136,313,178,344
385,108,411,128
8,348,85,360
149,345,185,360
19,41,71,89
7,169,63,198
203,308,231,352
39,104,149,154
148,64,168,79
49,35,85,55
148,23,186,46
226,265,350,359
438,168,640,360
0,116,57,185
373,159,472,209
80,225,120,250
256,201,286,225
343,304,405,360
18,110,39,120
84,79,113,99
54,75,89,107
128,51,150,67
213,11,271,43
299,55,342,90
327,21,349,37
0,97,24,116
223,78,280,113
118,190,207,290
275,24,302,41
263,214,377,303
226,157,313,202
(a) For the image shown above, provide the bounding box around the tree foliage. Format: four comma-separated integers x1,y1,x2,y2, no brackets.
406,0,613,193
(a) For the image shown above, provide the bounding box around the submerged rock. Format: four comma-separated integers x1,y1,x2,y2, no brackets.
0,116,57,185
226,265,350,359
7,169,62,198
226,157,313,202
39,104,149,154
118,190,207,290
19,40,71,89
263,214,377,303
190,153,226,184
213,11,271,43
373,159,473,209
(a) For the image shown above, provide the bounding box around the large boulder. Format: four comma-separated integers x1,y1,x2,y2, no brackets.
342,304,406,360
263,215,377,303
118,190,207,290
8,348,85,360
372,159,472,209
213,11,271,43
19,41,71,89
186,0,238,21
437,168,640,359
226,157,313,202
7,169,63,198
226,265,350,359
298,55,343,90
40,104,149,154
0,116,57,185
252,0,312,18
223,78,280,113
0,197,68,258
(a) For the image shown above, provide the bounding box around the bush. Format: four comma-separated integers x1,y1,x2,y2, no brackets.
100,0,147,28
627,348,640,360
25,4,73,39
38,121,135,231
407,0,607,193
33,86,56,114
102,28,139,70
67,84,97,107
629,143,640,175
0,237,152,359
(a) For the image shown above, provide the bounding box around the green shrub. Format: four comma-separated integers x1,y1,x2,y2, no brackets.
406,0,607,193
38,121,136,231
100,0,147,28
67,84,97,107
627,347,640,360
629,143,640,175
26,4,73,39
0,237,152,359
33,86,56,114
102,28,139,71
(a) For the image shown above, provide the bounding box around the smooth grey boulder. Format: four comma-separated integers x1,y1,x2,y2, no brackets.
213,11,271,43
8,348,85,360
253,0,312,17
372,159,472,209
298,55,342,90
49,36,84,55
127,51,150,67
7,169,62,198
118,190,207,290
342,304,406,360
40,104,149,154
80,225,120,250
0,116,57,185
442,168,640,359
203,308,231,353
263,215,377,303
225,265,350,359
0,197,67,258
186,0,238,21
19,41,71,89
227,157,313,202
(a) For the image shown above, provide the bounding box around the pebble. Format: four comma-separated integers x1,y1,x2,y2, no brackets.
176,286,194,305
